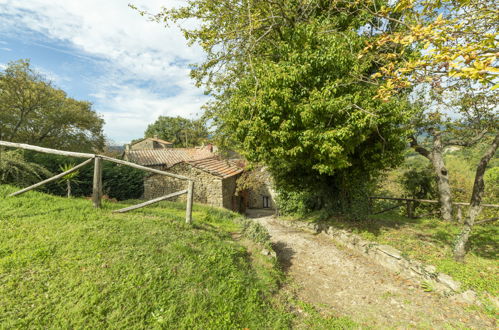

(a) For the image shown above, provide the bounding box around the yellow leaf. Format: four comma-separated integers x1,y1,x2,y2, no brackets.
492,84,499,91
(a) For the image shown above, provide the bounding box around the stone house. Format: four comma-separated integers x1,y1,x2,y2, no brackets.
247,167,277,210
124,147,245,211
124,143,276,212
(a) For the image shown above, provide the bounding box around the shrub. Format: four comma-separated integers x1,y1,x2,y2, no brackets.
241,220,271,246
23,152,144,200
0,149,51,186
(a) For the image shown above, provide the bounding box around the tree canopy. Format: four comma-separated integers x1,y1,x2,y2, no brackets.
0,59,105,152
366,0,498,100
142,0,413,209
144,116,208,147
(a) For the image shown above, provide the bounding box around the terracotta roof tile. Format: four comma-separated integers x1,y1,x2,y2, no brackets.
125,148,213,167
187,157,243,178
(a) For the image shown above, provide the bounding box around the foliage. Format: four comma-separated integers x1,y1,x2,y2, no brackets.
102,163,145,201
399,161,436,200
0,185,293,328
276,189,320,216
367,0,498,99
0,149,51,186
360,0,499,223
23,152,144,200
235,166,264,193
141,0,413,213
0,59,105,152
57,163,81,198
143,116,208,147
484,167,499,202
241,220,271,246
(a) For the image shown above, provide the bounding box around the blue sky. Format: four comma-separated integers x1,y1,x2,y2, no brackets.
0,0,207,144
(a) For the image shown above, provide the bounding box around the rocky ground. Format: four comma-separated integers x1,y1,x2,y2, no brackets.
248,210,495,329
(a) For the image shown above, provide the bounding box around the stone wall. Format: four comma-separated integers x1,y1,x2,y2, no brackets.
248,167,276,209
143,163,224,208
222,175,238,210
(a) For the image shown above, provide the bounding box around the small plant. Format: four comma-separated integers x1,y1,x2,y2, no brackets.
421,281,434,292
242,220,271,246
58,163,81,198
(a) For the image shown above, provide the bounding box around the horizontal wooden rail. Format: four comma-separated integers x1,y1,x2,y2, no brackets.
9,158,94,197
1,140,195,223
113,189,188,213
0,141,95,158
100,155,190,181
369,196,499,208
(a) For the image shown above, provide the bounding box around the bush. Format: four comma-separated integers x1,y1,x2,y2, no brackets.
0,149,51,186
24,152,144,200
399,165,436,200
241,220,271,246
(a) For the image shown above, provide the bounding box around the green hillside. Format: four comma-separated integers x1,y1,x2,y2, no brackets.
0,185,290,328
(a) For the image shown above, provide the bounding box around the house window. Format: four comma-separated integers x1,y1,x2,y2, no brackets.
262,196,270,208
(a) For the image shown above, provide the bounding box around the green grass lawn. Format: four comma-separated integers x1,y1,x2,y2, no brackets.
290,210,498,298
0,185,294,329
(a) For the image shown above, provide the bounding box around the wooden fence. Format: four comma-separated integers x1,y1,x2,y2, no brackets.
0,141,195,223
369,196,499,224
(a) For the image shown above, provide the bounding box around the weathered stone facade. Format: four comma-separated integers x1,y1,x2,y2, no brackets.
144,162,241,210
247,167,277,209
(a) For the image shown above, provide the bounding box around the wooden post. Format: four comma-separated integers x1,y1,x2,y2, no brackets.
456,205,463,224
406,200,413,218
92,156,103,208
185,180,194,224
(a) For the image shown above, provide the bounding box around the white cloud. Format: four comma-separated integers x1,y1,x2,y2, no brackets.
0,0,207,144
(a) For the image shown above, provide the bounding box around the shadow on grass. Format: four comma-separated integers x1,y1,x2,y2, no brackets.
298,207,497,260
272,241,295,273
299,211,425,237
469,225,498,259
9,207,72,219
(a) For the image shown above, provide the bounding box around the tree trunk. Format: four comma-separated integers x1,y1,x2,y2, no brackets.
431,134,453,221
453,132,499,262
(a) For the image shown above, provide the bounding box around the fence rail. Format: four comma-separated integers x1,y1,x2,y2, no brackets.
369,196,499,223
0,140,195,223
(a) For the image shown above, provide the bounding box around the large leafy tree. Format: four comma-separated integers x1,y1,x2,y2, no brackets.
139,0,412,210
0,59,105,152
365,0,498,259
144,116,208,147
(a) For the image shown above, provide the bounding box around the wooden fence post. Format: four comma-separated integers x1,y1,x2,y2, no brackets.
185,180,194,224
92,156,103,208
456,205,463,224
406,200,414,218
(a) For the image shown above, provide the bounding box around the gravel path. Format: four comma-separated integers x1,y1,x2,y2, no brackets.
251,213,495,329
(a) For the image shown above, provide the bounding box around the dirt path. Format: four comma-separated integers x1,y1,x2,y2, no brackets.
251,213,495,329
